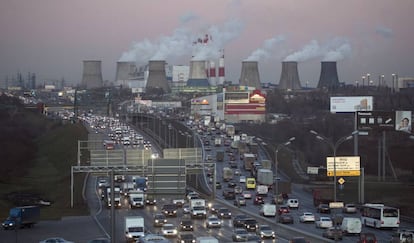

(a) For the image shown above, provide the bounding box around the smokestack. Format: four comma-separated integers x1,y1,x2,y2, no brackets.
317,61,339,90
239,61,261,90
218,51,225,85
81,60,103,89
187,60,210,86
278,61,301,90
146,60,170,93
209,61,216,86
115,61,136,82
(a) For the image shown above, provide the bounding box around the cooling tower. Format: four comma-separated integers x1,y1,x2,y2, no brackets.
187,60,210,86
317,61,340,90
146,60,170,93
239,61,261,90
278,61,302,90
115,61,136,81
81,60,103,89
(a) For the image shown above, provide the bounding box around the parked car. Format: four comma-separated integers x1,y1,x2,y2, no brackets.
322,227,343,240
256,224,276,239
317,204,331,214
343,203,357,214
232,228,250,242
299,212,315,223
39,238,74,243
206,216,222,228
278,213,294,224
315,216,333,228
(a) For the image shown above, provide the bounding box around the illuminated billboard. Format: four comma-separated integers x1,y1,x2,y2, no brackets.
330,96,373,113
395,110,412,133
326,156,360,176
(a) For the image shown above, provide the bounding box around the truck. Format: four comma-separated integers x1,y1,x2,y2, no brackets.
257,169,274,186
256,185,269,196
106,186,122,208
243,153,256,171
248,142,259,156
238,142,248,155
226,125,235,137
2,206,40,230
216,150,224,162
261,160,272,170
190,199,207,219
132,176,147,192
196,236,219,243
214,137,222,147
312,187,334,206
125,216,145,242
121,182,135,196
273,181,292,204
223,167,234,182
129,191,145,208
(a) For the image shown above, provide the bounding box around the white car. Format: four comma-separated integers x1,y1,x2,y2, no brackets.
206,216,222,228
242,191,252,199
161,223,178,237
315,216,333,228
39,238,74,243
239,176,246,183
299,212,315,223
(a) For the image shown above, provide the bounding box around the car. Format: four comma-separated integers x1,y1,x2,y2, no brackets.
215,181,222,189
161,223,178,237
245,234,262,242
229,160,238,168
243,218,258,232
97,178,109,188
180,219,194,231
299,212,315,223
278,205,290,215
161,204,178,217
390,230,412,243
208,203,220,214
206,215,222,228
331,213,344,226
177,233,195,243
234,169,241,176
153,213,167,227
223,188,236,200
239,175,246,183
343,203,357,214
228,180,237,188
254,195,265,205
234,196,246,207
186,192,199,201
234,185,243,194
257,224,276,239
287,198,299,209
232,228,250,242
182,204,191,214
315,216,333,228
217,207,232,219
288,237,310,243
138,234,170,243
322,227,343,240
242,191,252,199
233,214,249,227
39,238,74,243
87,239,110,243
276,211,293,223
317,203,331,214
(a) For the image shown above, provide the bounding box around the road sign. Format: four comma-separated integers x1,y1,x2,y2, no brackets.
327,170,360,176
338,177,345,185
326,156,360,177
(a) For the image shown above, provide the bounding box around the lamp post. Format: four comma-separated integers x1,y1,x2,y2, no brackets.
310,130,358,202
274,137,295,206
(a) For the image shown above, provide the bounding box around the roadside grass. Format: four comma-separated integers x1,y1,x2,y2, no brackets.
0,122,89,220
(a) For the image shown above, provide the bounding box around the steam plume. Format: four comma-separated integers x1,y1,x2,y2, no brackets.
245,35,286,61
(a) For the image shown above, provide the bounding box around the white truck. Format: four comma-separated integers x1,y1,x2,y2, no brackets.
190,199,207,219
257,168,274,186
256,185,269,196
129,191,145,208
223,167,233,182
260,203,277,217
196,236,219,243
106,186,121,208
121,182,135,196
125,216,145,242
214,137,222,147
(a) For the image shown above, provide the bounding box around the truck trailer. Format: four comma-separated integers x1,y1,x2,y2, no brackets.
2,206,40,230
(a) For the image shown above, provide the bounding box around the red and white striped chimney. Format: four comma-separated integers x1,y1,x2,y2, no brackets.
209,61,216,86
218,50,225,85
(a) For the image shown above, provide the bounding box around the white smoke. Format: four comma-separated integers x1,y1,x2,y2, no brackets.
375,25,393,38
245,35,286,61
180,11,199,24
284,38,352,62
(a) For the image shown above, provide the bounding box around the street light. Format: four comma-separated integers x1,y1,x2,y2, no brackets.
274,137,295,203
310,130,358,202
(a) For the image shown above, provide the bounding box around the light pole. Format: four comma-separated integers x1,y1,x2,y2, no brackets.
310,130,358,202
274,137,295,211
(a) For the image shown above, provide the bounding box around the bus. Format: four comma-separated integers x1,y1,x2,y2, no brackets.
361,203,400,229
103,140,115,150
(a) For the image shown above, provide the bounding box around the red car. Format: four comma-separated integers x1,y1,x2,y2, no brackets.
254,195,265,205
278,205,290,215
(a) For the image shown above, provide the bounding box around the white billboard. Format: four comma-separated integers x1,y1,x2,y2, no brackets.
326,156,360,176
330,96,373,113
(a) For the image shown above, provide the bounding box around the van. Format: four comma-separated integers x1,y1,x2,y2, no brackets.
260,204,277,217
340,217,362,235
287,199,299,209
246,178,256,189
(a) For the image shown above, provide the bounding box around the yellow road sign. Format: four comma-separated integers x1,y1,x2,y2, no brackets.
327,170,360,177
338,177,345,185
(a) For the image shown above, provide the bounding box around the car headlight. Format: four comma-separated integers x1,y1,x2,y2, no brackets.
126,233,133,238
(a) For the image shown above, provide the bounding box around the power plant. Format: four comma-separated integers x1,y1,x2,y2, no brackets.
187,60,210,87
146,60,170,93
115,61,137,83
278,61,302,90
317,61,340,90
239,61,261,90
81,60,103,89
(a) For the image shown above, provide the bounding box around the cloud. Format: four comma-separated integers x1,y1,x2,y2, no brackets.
375,26,393,38
180,12,199,24
245,35,286,61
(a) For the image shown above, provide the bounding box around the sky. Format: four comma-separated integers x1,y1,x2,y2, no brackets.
1,0,414,88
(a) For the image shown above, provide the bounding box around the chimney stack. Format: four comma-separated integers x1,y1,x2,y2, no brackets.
146,60,170,93
317,61,339,90
81,60,103,89
239,61,261,90
218,50,225,85
187,60,210,86
278,61,301,90
115,61,136,82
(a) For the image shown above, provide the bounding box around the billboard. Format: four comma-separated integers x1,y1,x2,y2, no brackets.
395,110,412,133
326,156,360,176
357,111,395,131
330,96,373,113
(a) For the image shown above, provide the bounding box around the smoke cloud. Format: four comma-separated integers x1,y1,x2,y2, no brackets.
180,11,199,24
284,38,352,62
375,26,393,38
245,35,286,61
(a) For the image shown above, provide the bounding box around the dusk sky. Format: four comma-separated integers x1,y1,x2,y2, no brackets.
1,0,413,87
